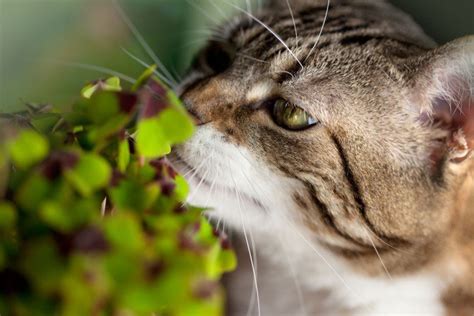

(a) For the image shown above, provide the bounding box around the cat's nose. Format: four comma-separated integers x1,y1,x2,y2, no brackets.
183,100,208,126
180,77,231,126
187,108,206,126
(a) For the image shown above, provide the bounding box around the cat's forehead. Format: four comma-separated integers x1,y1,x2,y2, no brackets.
219,0,434,80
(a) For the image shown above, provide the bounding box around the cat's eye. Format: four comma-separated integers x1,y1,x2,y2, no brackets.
272,99,319,131
194,41,235,74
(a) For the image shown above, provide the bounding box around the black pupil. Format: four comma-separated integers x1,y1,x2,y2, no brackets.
203,42,233,73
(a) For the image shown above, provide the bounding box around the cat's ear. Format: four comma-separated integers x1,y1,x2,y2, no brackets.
410,36,474,167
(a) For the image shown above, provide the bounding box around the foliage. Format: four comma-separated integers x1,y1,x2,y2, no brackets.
0,69,236,316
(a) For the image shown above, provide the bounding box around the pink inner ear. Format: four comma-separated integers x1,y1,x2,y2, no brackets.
448,96,474,151
425,76,473,166
430,75,474,151
463,99,474,150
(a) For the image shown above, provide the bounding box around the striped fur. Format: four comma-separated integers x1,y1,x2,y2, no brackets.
172,0,474,314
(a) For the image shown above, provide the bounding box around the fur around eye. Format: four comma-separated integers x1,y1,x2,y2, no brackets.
271,99,319,131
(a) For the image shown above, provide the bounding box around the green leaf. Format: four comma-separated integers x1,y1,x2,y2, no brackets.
0,146,6,168
60,256,103,316
174,175,189,202
118,139,130,173
87,114,130,144
7,129,49,169
0,152,8,198
0,67,231,315
30,113,63,133
196,218,215,246
21,239,65,295
40,199,96,233
89,92,120,124
15,174,52,211
40,202,74,232
104,252,139,285
105,77,122,91
81,83,98,99
136,108,194,159
180,294,222,316
166,90,184,108
217,248,237,274
132,65,157,92
65,153,111,196
104,214,145,253
157,108,195,144
136,118,171,158
141,266,190,310
206,243,237,280
0,202,16,229
136,163,157,184
81,77,122,99
153,233,177,258
120,285,160,314
109,180,148,212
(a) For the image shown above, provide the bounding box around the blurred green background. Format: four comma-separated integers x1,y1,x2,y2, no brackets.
1,0,473,112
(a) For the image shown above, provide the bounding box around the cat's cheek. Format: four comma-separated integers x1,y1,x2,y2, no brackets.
173,125,301,230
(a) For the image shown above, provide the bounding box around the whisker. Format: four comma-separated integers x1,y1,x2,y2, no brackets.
286,0,299,46
228,175,265,316
363,229,408,254
364,228,393,280
223,0,304,69
228,161,261,316
288,225,357,296
245,0,252,15
246,228,258,316
170,67,183,85
181,37,226,49
305,0,330,62
232,148,358,298
182,154,209,178
207,0,228,20
221,216,228,237
225,163,267,316
187,29,226,41
204,170,220,207
216,215,223,233
275,230,308,316
236,53,269,64
229,150,309,315
231,153,306,315
274,70,295,80
111,0,178,85
121,48,176,88
40,59,136,84
233,150,274,209
187,0,220,25
178,155,214,209
186,152,214,203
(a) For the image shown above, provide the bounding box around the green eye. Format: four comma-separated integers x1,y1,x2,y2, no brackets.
272,99,319,131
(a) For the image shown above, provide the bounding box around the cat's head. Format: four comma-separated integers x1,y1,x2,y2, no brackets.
172,0,474,273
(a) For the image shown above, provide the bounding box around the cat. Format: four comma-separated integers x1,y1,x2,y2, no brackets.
170,0,474,315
